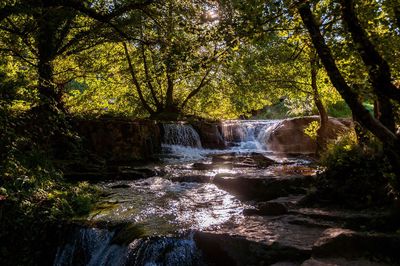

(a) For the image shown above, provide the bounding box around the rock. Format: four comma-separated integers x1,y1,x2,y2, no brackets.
220,122,248,143
194,231,310,266
115,167,159,180
110,184,131,189
290,208,395,231
258,202,289,215
169,175,212,183
243,208,261,216
312,228,400,263
266,116,350,155
192,162,233,170
271,262,301,266
213,174,314,201
302,258,389,266
74,118,161,163
211,152,277,168
191,121,226,149
244,202,288,216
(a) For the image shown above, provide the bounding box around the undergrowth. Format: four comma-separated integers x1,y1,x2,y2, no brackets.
306,131,396,209
0,107,100,265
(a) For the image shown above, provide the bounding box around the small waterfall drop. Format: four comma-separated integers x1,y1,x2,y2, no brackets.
162,123,202,148
54,228,203,266
54,228,127,266
221,120,278,151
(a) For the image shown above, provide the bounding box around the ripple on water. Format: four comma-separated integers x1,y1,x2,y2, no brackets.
91,177,248,235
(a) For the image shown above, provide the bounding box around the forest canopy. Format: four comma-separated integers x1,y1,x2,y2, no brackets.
0,0,399,157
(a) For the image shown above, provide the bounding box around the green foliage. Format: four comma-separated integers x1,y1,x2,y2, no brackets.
0,108,99,265
304,121,320,140
327,100,352,118
306,131,396,209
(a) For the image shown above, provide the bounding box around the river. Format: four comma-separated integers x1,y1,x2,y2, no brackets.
53,120,327,266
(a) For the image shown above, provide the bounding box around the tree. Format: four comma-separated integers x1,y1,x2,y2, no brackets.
0,0,154,111
297,0,400,180
120,0,233,120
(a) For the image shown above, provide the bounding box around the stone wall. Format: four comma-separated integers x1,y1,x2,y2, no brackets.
74,118,161,163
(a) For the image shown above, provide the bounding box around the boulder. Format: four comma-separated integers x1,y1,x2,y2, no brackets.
169,175,212,183
312,228,400,262
220,122,247,143
302,258,388,266
244,202,288,216
265,116,350,154
194,231,310,266
191,121,226,149
192,162,233,170
211,152,276,168
213,174,314,201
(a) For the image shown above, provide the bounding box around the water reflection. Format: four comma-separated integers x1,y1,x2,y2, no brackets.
91,177,247,235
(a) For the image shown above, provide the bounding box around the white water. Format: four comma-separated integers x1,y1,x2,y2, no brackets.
54,228,202,266
54,228,128,266
162,123,202,148
221,120,278,152
161,120,279,161
54,120,285,266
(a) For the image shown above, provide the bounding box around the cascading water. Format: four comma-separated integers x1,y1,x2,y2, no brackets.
54,228,127,266
53,119,321,266
54,228,203,266
221,120,278,152
160,120,280,162
161,123,205,162
162,123,202,148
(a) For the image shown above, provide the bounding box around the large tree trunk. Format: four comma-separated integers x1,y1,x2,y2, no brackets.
297,2,400,180
310,55,328,154
339,0,400,104
36,11,58,110
297,3,399,147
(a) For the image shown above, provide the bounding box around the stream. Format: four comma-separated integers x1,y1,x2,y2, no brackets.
53,120,390,266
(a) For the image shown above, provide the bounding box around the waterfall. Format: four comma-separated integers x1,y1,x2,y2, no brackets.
53,228,128,266
221,120,278,151
162,123,202,148
54,228,203,266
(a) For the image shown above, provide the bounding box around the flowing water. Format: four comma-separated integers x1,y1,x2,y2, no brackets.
55,120,323,266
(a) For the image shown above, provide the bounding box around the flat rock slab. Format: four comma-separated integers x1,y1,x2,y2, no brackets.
302,258,390,266
213,174,314,201
168,175,212,183
211,152,277,168
194,230,311,266
291,208,394,231
206,215,326,252
312,228,400,263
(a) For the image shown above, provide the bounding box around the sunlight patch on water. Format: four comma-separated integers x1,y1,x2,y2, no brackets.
91,177,247,234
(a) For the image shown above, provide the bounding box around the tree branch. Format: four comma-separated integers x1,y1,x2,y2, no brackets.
122,42,154,114
297,2,399,149
339,0,400,103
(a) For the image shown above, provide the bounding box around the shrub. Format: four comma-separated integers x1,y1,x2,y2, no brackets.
0,108,100,265
306,131,395,209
